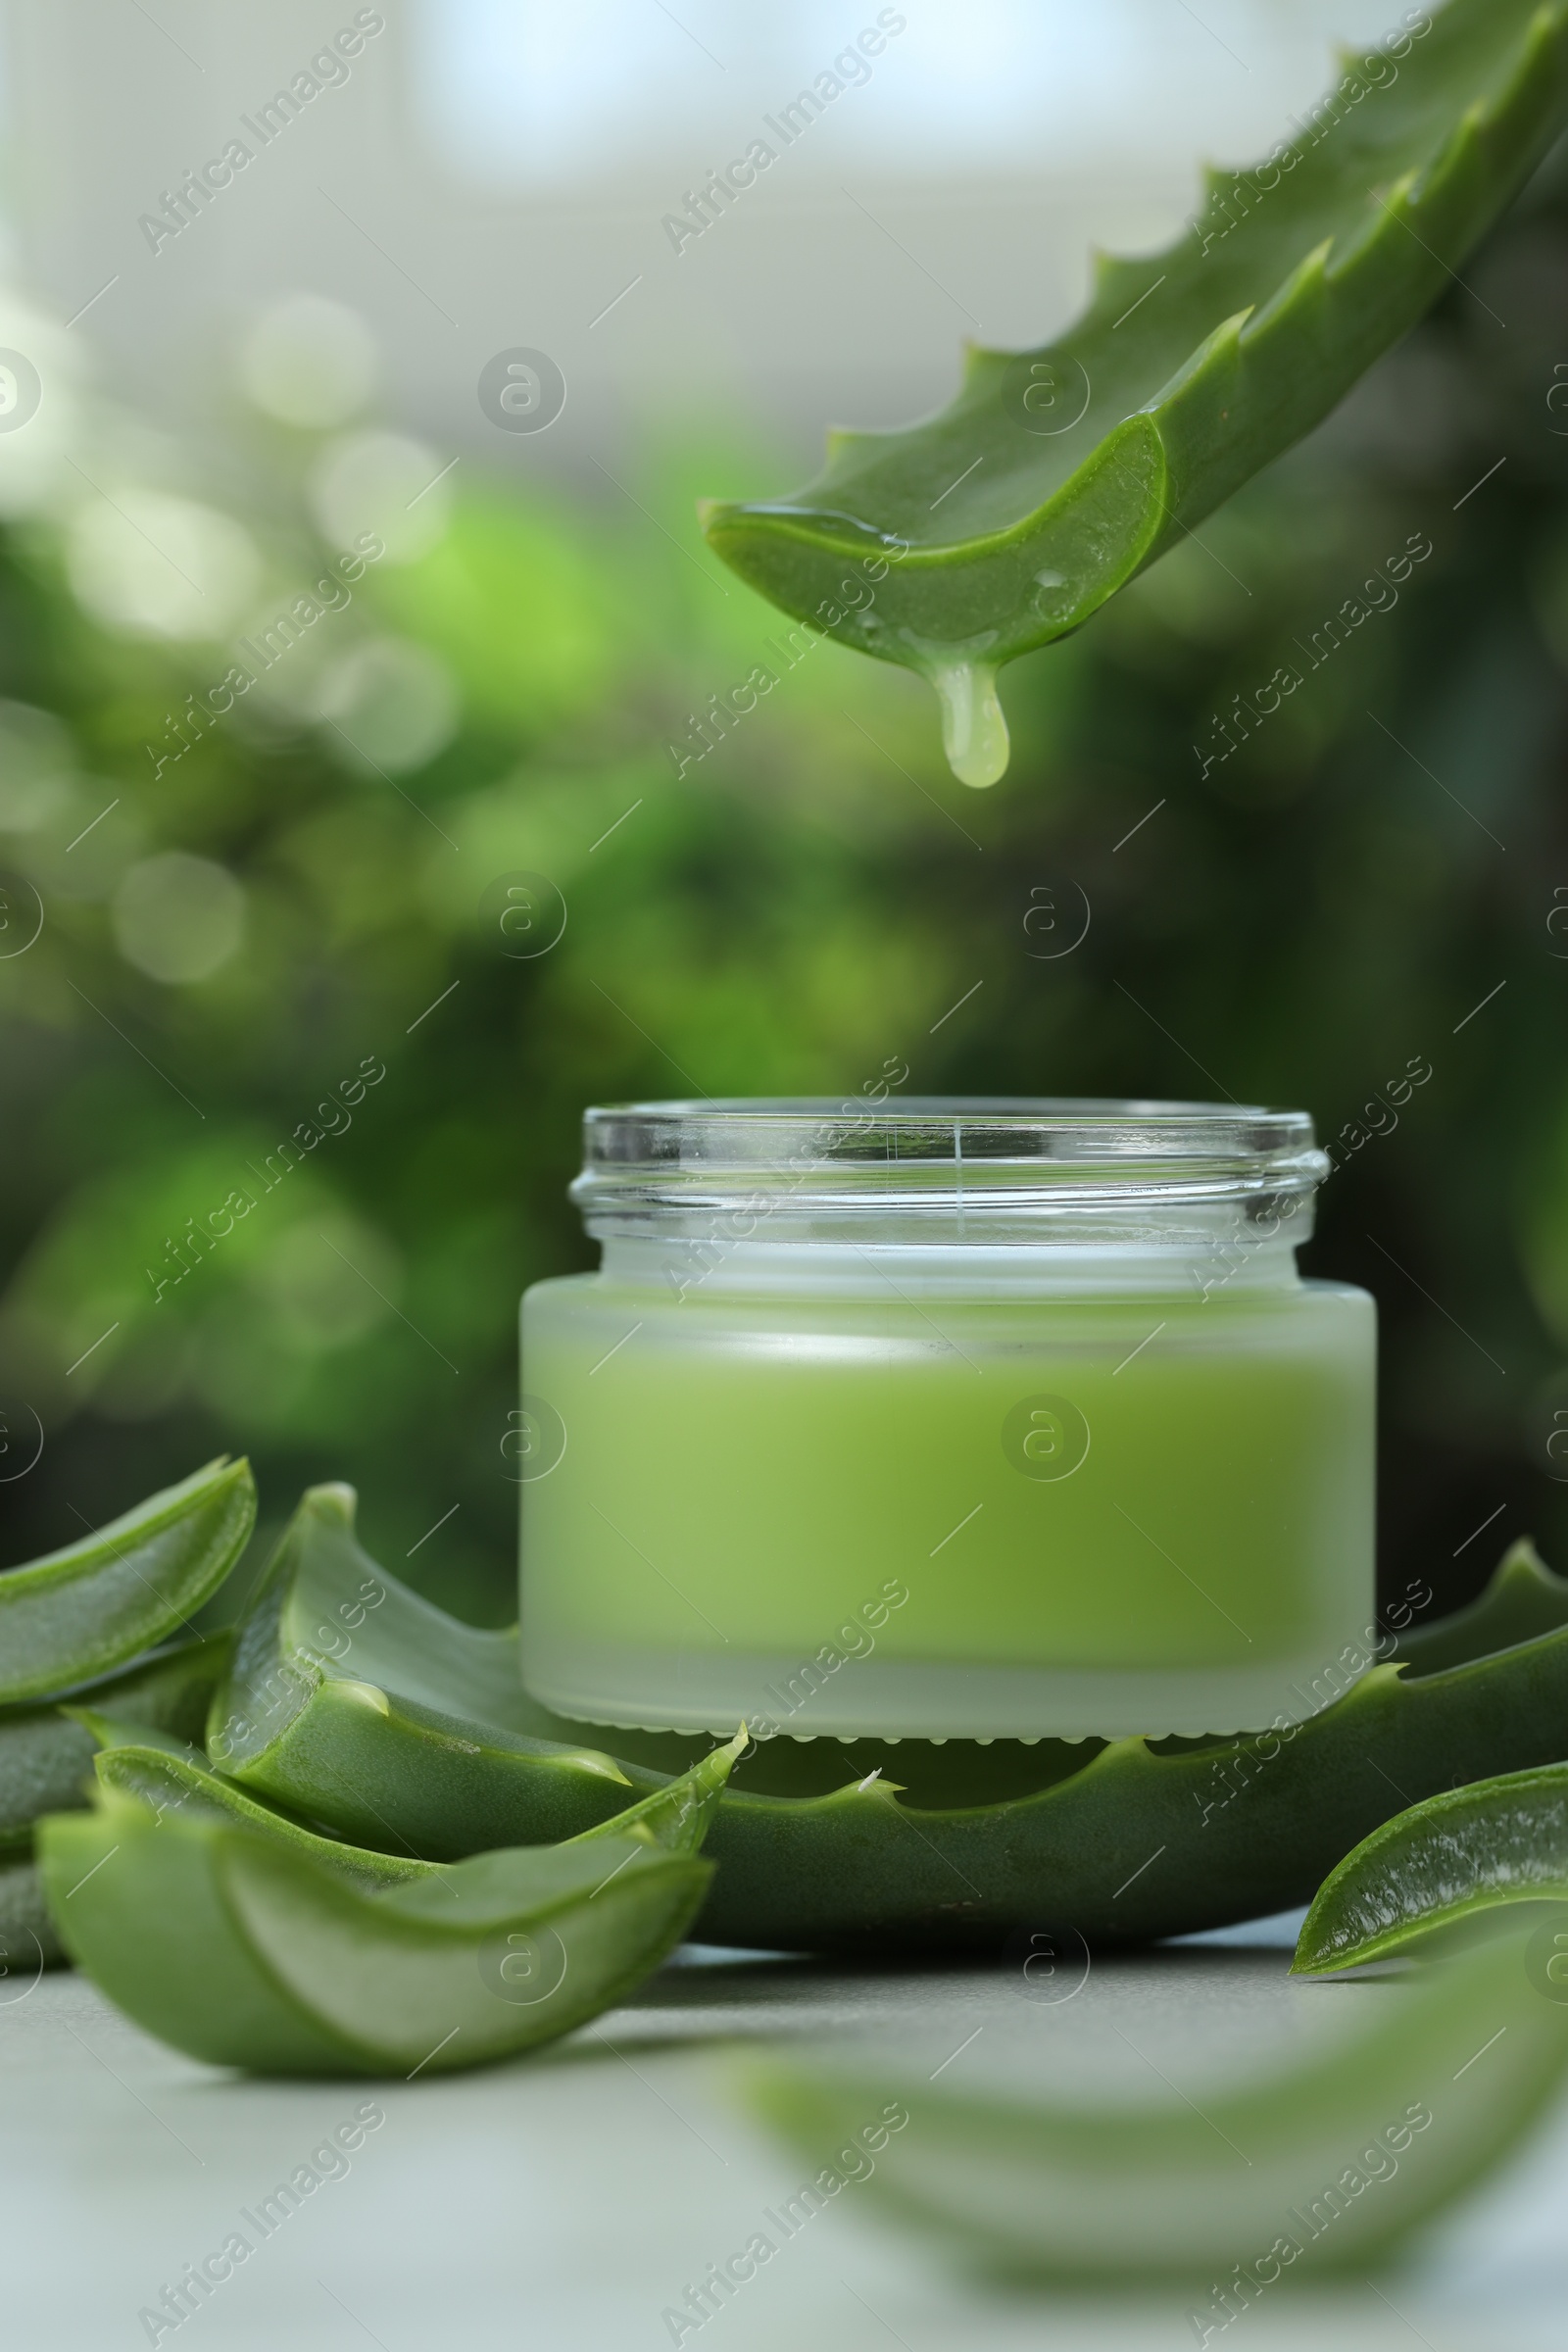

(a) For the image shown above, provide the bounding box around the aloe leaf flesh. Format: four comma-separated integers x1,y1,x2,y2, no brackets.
746,1924,1568,2282
210,1491,1568,1950
0,1633,230,1852
702,0,1568,785
37,1735,739,2078
1292,1761,1568,1974
0,1458,254,1704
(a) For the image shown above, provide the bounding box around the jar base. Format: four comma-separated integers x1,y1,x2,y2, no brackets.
521,1641,1372,1743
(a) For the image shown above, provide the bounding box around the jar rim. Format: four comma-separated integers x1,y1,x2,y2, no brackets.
571,1096,1327,1220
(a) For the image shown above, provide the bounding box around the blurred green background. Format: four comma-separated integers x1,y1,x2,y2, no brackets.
2,158,1567,1632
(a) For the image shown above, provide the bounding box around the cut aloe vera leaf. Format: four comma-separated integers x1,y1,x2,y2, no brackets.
569,1727,748,1857
1395,1538,1568,1672
38,1739,735,2077
208,1485,655,1857
0,1457,254,1705
746,1922,1568,2281
89,1743,429,1891
0,1631,230,1851
69,1711,203,1761
703,0,1568,785
83,1727,741,1894
688,1606,1568,1949
1293,1761,1568,1975
213,1500,1568,1949
40,1796,710,2078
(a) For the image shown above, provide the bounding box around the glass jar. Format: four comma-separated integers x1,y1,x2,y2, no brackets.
518,1097,1375,1740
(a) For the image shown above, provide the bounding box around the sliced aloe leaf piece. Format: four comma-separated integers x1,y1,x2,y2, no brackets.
89,1743,429,1890
80,1723,739,1894
208,1485,648,1858
744,1923,1568,2281
37,1737,737,2078
703,0,1568,784
0,1457,254,1704
71,1711,207,1761
569,1727,746,1857
1293,1761,1568,1974
0,1633,230,1852
41,1802,710,2079
213,1499,1568,1950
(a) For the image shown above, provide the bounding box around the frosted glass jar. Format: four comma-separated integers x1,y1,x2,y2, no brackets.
518,1099,1375,1740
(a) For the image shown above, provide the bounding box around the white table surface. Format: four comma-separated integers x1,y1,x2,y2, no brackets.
7,1913,1567,2352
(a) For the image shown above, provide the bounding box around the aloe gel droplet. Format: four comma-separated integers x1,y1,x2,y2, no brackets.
932,662,1009,787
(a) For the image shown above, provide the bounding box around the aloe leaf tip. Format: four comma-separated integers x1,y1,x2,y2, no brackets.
702,0,1568,787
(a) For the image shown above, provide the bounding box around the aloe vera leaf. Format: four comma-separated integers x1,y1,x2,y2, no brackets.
744,1923,1568,2282
691,1621,1568,1949
38,1737,737,2077
1292,1762,1568,1974
89,1742,429,1891
208,1485,653,1858
1396,1538,1568,1672
702,0,1568,785
568,1727,748,1857
40,1793,710,2077
0,1457,254,1704
85,1728,741,1890
68,1710,204,1760
0,1633,230,1851
214,1502,1568,1950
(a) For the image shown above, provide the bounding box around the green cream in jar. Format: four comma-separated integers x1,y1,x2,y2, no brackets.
519,1100,1375,1741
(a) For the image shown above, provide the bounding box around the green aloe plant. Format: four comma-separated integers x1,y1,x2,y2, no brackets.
37,1733,742,2077
745,1921,1568,2283
702,0,1568,784
0,1457,253,1703
0,1633,229,1851
0,1463,252,1971
1294,1760,1568,1972
208,1486,1568,1949
208,1483,641,1853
